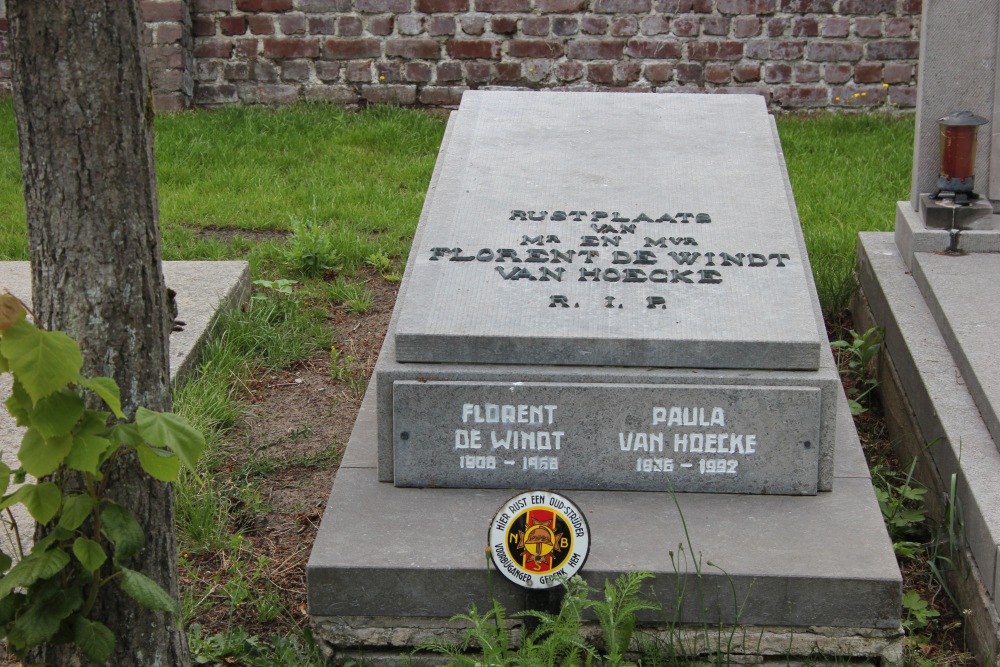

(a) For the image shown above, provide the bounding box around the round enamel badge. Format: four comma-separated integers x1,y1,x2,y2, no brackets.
488,490,591,589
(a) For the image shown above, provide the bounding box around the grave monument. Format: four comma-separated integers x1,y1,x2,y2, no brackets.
855,0,1000,661
308,91,902,663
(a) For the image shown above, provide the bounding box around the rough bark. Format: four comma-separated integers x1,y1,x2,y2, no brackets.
8,1,190,665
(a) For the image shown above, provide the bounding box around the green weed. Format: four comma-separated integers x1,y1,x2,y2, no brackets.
832,326,883,415
328,279,375,314
283,217,341,277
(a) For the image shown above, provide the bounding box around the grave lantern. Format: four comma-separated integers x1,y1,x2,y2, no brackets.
920,110,994,230
933,110,989,204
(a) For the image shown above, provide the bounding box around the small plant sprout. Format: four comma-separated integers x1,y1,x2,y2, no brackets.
832,326,884,415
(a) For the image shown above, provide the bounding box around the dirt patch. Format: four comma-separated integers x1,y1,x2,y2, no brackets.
191,225,291,243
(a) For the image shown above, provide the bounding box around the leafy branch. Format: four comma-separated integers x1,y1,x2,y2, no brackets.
0,291,204,662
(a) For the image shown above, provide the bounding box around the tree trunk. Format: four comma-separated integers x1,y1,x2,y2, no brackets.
8,1,190,665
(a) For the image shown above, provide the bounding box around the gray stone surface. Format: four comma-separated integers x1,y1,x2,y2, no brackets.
392,381,821,494
911,0,1000,208
393,91,824,371
893,202,1000,270
857,233,1000,600
918,195,996,230
307,376,901,629
911,251,1000,453
0,260,249,556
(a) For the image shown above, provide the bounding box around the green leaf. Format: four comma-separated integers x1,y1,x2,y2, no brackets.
66,434,112,475
5,381,32,426
28,389,85,438
0,460,11,498
14,584,81,646
72,537,107,573
77,410,110,436
59,494,95,531
74,616,115,664
119,567,178,616
136,444,181,482
9,482,62,525
135,408,205,470
0,551,10,575
77,376,124,419
19,429,73,478
0,548,70,599
101,503,144,561
110,422,142,448
1,318,83,402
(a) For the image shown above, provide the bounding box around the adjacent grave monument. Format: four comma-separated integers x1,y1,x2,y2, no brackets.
308,91,902,664
855,1,1000,661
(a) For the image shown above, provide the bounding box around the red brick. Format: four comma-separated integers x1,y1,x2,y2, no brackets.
308,16,337,34
416,0,468,10
593,0,650,12
656,0,711,11
705,63,731,83
194,39,233,58
143,1,185,22
853,62,882,83
316,61,343,81
154,92,190,112
806,41,863,62
702,16,731,36
779,0,833,11
419,86,466,105
195,60,220,81
476,0,530,11
716,0,775,15
323,38,382,59
625,39,682,59
263,37,318,58
615,61,642,83
387,38,442,58
889,85,916,107
763,62,790,83
792,17,817,37
346,60,373,82
436,61,463,80
507,39,562,57
821,17,849,38
587,63,613,84
883,62,912,84
296,0,351,9
219,16,248,35
644,62,673,83
194,83,238,105
282,60,312,81
733,62,760,82
362,84,417,105
496,62,521,80
193,16,216,36
640,16,671,36
279,14,307,34
491,16,518,34
766,17,789,37
153,67,185,91
675,62,702,83
611,16,639,37
428,16,457,35
567,38,624,59
377,61,403,82
236,0,292,9
303,86,359,104
866,40,919,60
398,13,426,34
733,16,760,38
773,85,827,107
671,16,698,37
465,61,492,82
839,0,893,14
235,38,259,56
853,17,881,38
688,40,743,61
537,0,585,10
582,15,609,35
884,18,912,38
523,17,551,35
446,39,501,58
793,61,819,82
553,17,579,36
901,0,921,15
338,16,363,35
830,85,885,107
368,15,395,35
356,0,410,11
556,61,585,81
248,16,275,34
823,63,851,83
194,0,232,11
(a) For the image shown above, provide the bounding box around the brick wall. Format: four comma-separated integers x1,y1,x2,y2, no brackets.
0,0,921,110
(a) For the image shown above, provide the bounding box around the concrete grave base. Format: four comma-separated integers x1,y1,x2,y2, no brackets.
856,232,1000,663
307,374,903,664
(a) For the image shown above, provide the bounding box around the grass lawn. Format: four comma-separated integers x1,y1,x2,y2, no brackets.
1,100,965,667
